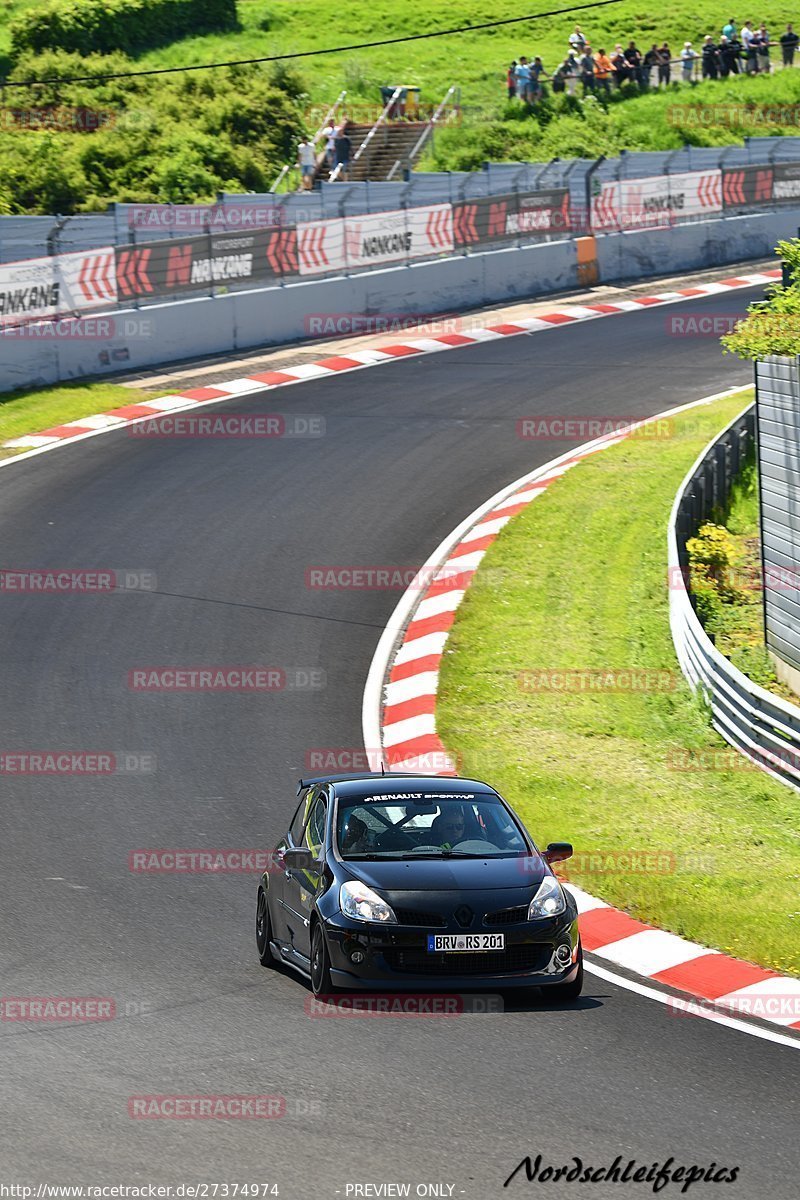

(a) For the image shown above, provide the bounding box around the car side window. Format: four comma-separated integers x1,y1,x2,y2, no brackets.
288,793,311,845
303,794,328,856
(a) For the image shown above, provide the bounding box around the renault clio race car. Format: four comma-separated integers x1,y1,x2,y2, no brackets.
255,772,583,999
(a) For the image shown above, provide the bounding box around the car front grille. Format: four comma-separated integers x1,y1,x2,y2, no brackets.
484,905,529,926
383,943,552,976
394,908,447,928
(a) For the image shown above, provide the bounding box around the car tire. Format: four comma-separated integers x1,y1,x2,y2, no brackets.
310,920,335,996
256,888,276,968
547,945,584,1002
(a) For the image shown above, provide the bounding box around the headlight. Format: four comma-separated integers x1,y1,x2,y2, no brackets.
340,880,397,924
528,875,566,919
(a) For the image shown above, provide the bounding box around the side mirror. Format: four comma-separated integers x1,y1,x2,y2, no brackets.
283,847,316,871
543,842,573,865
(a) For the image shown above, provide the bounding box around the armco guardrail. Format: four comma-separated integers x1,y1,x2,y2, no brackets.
668,400,800,793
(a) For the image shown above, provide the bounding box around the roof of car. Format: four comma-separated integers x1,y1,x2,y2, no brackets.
308,773,498,797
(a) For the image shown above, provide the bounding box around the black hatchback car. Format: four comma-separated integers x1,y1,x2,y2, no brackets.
256,772,582,999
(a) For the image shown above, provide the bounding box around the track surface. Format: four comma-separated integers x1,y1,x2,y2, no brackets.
1,287,797,1196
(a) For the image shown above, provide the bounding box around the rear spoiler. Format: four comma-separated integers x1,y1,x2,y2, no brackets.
296,770,442,795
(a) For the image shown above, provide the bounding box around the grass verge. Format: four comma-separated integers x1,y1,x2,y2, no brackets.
0,380,162,459
437,389,800,976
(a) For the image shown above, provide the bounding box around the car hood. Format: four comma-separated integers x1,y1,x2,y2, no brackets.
345,854,545,892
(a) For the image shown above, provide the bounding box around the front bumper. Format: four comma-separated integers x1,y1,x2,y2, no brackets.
324,911,581,991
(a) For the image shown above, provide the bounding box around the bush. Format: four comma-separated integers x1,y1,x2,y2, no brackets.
10,0,238,58
0,55,304,213
686,523,751,629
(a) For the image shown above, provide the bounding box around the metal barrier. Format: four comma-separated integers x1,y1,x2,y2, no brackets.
668,399,800,792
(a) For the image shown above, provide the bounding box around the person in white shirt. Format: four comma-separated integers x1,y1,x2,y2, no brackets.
569,24,587,50
322,123,337,168
297,139,316,190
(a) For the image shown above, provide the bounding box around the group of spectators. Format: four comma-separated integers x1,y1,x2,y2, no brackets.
297,122,353,188
507,19,800,101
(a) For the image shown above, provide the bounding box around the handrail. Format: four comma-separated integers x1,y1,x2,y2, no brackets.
271,90,347,192
386,86,460,182
668,397,800,794
329,87,403,183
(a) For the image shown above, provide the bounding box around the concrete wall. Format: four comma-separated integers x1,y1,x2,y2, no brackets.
2,209,798,394
0,239,579,392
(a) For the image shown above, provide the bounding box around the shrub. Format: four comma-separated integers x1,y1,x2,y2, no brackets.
10,0,238,59
686,522,749,628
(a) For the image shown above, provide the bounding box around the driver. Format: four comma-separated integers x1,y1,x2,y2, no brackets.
340,813,370,853
430,805,468,847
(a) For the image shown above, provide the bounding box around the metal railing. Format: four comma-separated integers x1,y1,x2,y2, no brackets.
668,399,800,793
329,87,403,182
271,90,348,193
386,86,460,182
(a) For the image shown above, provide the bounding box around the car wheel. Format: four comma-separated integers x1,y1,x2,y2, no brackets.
547,945,584,1002
256,888,276,968
310,920,335,996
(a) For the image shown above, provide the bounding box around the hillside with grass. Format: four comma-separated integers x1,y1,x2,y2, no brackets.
2,0,800,211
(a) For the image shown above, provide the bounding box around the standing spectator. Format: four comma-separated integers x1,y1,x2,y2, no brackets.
515,56,532,102
624,40,643,86
702,35,720,79
580,46,596,92
530,57,549,101
658,42,672,85
758,25,771,72
333,125,351,179
722,18,737,40
780,24,799,67
569,24,587,51
724,32,743,73
561,50,581,96
742,21,758,72
681,41,698,83
594,47,614,94
611,44,631,86
296,139,316,191
506,62,517,99
643,44,661,88
321,122,337,168
718,35,731,75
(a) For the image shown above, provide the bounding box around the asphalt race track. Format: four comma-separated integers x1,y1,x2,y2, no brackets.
1,285,797,1197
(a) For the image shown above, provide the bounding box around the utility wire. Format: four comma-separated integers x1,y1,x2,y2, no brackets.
2,0,629,88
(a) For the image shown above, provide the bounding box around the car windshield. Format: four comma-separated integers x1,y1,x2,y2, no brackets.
336,790,530,859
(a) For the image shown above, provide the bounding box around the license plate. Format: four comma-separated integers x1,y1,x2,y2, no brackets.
427,933,505,952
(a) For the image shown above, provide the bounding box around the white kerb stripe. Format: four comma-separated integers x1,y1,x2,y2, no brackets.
140,395,199,411
62,413,128,429
413,591,465,621
459,515,511,543
392,631,450,666
278,362,333,379
208,378,267,396
384,671,441,706
382,713,437,748
593,929,715,976
4,435,61,448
